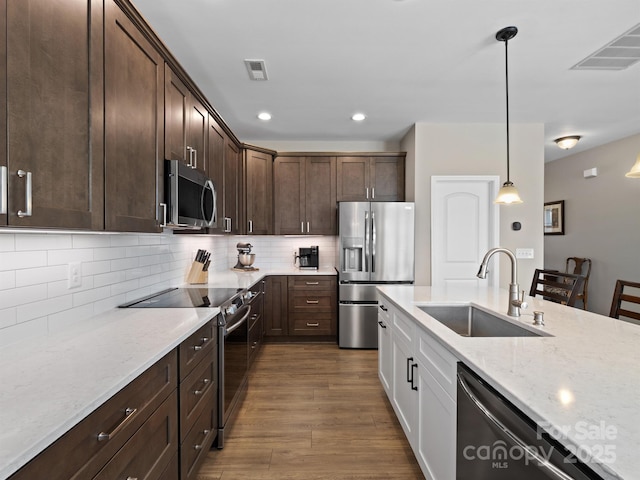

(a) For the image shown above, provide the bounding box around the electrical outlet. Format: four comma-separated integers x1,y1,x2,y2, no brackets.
515,248,534,259
68,261,82,289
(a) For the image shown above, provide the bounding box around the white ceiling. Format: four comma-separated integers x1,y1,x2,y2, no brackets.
132,0,640,162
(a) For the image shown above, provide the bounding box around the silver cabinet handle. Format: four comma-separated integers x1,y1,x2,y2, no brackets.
249,220,253,233
0,166,6,214
364,211,370,272
372,187,375,199
193,148,197,169
366,187,369,199
17,170,32,218
306,322,319,327
301,221,304,233
305,281,319,285
306,299,319,304
194,429,211,450
458,373,574,480
159,202,167,227
97,407,137,441
194,378,210,395
306,221,310,233
126,477,138,480
224,217,232,233
186,146,192,167
193,337,209,351
371,211,376,273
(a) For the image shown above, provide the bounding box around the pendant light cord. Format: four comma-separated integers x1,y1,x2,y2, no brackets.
505,38,510,183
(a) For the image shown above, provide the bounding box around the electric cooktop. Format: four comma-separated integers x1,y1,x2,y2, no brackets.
119,287,242,308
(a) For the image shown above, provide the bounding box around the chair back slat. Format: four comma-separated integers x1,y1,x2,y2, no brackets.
529,269,585,307
609,280,640,322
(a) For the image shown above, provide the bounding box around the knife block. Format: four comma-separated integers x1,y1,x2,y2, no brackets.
186,261,208,284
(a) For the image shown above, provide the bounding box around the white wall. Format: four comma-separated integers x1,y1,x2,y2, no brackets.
402,123,545,289
544,133,640,315
0,231,336,346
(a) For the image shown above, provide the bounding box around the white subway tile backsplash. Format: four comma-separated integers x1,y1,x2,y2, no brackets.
0,231,337,346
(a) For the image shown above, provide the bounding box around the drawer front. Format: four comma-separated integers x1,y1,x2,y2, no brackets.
157,454,179,480
180,403,217,480
290,314,335,335
10,349,178,480
93,391,178,480
290,291,335,311
289,275,336,290
180,357,216,440
179,320,215,381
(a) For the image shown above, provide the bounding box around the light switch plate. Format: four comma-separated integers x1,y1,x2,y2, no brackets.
515,248,534,259
68,261,82,289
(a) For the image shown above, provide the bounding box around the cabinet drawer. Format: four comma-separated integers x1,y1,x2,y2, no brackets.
158,453,179,480
93,391,178,480
290,314,335,335
181,402,217,480
179,320,215,380
10,349,177,480
289,291,335,311
289,276,336,290
180,357,216,440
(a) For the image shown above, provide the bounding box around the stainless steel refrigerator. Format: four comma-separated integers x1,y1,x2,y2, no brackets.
338,202,415,348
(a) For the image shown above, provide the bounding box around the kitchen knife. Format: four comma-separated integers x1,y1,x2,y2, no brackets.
195,249,203,262
203,259,211,271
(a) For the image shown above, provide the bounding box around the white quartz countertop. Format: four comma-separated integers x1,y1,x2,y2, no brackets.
377,285,640,480
0,267,336,479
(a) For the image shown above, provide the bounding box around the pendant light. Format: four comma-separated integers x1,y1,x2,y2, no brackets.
494,26,523,205
625,153,640,178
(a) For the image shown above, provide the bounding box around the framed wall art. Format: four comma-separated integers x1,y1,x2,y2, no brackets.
544,200,565,235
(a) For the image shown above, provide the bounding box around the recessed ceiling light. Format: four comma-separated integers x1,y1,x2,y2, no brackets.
351,113,366,121
257,112,272,121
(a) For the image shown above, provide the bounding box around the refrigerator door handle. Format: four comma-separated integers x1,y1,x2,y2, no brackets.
371,211,376,273
364,210,370,273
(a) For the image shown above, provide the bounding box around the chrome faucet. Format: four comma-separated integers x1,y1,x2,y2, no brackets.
477,247,527,317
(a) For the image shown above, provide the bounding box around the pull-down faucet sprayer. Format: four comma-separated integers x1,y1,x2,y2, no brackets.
477,247,527,317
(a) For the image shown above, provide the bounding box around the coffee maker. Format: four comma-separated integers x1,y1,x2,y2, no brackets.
297,246,319,269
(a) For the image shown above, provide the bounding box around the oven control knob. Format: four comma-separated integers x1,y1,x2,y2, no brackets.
224,304,237,316
244,291,254,300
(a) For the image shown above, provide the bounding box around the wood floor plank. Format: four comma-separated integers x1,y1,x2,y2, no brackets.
196,343,424,479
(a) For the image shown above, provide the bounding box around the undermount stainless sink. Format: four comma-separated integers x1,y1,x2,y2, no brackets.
418,305,548,337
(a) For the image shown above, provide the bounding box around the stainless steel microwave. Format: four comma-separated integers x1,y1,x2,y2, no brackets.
163,160,217,229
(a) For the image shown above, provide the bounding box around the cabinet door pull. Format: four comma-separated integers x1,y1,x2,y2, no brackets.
306,322,319,327
16,170,32,218
249,220,253,233
186,146,193,167
378,320,387,329
306,299,319,304
406,357,413,384
306,221,310,233
411,363,418,391
0,166,6,214
193,148,197,169
194,429,211,450
301,222,304,233
305,281,319,285
379,304,388,311
159,202,167,227
97,407,137,441
193,337,209,351
366,187,369,199
372,187,375,199
194,378,211,395
126,477,138,480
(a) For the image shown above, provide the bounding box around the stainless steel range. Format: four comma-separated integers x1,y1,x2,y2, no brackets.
119,286,252,448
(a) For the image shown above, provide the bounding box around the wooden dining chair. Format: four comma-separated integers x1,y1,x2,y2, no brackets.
565,257,592,310
529,269,585,307
609,280,640,323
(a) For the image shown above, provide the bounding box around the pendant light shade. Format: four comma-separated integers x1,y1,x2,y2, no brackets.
494,26,523,205
625,153,640,178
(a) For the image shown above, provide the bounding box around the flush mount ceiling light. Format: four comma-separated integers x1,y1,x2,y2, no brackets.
625,153,640,178
554,135,581,150
494,26,523,205
257,112,272,121
351,113,366,121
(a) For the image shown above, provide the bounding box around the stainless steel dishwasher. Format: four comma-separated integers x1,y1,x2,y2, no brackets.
457,363,604,479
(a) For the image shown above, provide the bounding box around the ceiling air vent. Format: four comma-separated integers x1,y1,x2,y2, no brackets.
572,23,640,70
244,59,268,81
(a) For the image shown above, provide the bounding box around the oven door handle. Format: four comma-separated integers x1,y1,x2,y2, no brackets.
224,305,251,335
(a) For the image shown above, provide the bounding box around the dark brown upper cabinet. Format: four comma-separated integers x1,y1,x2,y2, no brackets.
104,0,164,232
244,147,274,235
337,155,405,202
164,66,208,174
274,156,336,235
1,0,104,229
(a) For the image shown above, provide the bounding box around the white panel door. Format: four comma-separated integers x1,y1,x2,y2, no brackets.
431,176,499,287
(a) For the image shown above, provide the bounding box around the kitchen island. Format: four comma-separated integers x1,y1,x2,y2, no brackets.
377,284,639,480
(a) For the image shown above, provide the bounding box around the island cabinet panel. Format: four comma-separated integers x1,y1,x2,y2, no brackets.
9,349,178,480
244,148,273,235
2,0,104,229
273,156,336,235
264,276,289,336
337,155,405,202
104,0,164,232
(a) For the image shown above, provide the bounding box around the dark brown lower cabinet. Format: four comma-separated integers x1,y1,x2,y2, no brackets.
264,276,289,336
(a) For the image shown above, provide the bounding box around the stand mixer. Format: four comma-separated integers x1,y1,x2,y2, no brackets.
233,242,258,271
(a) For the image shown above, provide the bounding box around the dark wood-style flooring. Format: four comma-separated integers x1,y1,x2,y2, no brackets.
196,343,424,479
